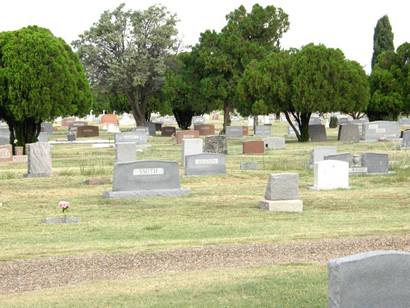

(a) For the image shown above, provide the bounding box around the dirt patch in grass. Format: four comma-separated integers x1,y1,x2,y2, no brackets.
1,235,409,294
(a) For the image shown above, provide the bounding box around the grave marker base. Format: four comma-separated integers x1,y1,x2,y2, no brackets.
103,188,190,199
260,199,303,212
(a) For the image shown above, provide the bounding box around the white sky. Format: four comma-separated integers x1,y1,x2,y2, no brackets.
0,0,409,73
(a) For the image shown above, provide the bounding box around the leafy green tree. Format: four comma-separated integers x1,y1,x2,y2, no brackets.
73,4,178,126
371,15,394,69
0,26,91,152
193,4,289,131
162,52,214,129
239,44,369,142
368,43,410,120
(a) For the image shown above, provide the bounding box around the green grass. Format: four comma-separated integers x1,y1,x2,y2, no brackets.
0,265,327,307
0,121,409,305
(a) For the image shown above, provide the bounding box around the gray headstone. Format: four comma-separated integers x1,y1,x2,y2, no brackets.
41,123,53,134
104,160,189,198
328,250,410,308
38,132,49,142
324,153,353,167
309,117,322,125
254,125,271,137
0,127,10,144
399,118,410,125
115,131,147,145
67,133,76,142
362,121,400,141
311,147,337,165
0,136,9,145
264,137,285,150
182,138,203,166
338,124,360,143
240,161,258,170
203,135,227,154
26,142,52,177
309,124,327,142
115,142,136,163
42,216,80,224
147,122,156,136
225,126,243,138
361,153,389,174
264,173,299,200
401,130,410,148
185,153,226,176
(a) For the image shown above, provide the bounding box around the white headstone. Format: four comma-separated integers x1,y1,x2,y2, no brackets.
314,160,349,190
182,138,203,166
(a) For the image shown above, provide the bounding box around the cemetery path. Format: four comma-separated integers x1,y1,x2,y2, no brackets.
1,234,410,294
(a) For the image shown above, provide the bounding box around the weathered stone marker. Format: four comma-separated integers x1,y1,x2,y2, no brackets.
338,123,360,143
103,160,190,199
254,125,272,137
175,130,200,145
260,173,303,212
226,126,244,138
263,137,285,150
361,153,389,174
309,124,327,142
26,142,52,177
203,135,227,154
0,144,13,162
362,121,400,141
161,126,176,137
185,153,226,176
194,124,215,136
76,125,99,138
328,250,410,308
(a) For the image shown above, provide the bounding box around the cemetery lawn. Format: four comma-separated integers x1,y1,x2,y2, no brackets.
1,121,410,305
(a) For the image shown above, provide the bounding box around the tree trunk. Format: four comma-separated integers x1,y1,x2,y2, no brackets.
284,111,311,142
253,115,258,134
128,93,146,127
222,103,231,134
8,118,41,154
173,108,194,130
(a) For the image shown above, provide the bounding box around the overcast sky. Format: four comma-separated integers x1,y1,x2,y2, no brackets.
0,0,408,73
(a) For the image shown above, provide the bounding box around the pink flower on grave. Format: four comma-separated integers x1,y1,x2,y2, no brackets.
58,200,70,213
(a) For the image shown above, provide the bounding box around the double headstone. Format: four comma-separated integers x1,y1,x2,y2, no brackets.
182,138,203,166
243,140,264,154
328,251,410,308
203,135,227,154
313,160,349,190
362,121,400,141
338,123,360,143
254,125,272,137
361,153,389,174
76,125,99,138
103,160,190,199
260,173,303,212
161,126,176,137
264,137,285,150
185,153,226,176
26,142,52,177
194,124,215,136
115,131,146,145
225,126,244,138
309,124,327,142
175,130,200,145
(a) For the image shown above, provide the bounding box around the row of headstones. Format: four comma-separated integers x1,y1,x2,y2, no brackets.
290,121,406,143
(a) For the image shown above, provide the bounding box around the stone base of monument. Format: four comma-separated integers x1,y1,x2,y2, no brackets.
260,199,303,212
103,188,190,199
42,216,80,224
25,172,52,178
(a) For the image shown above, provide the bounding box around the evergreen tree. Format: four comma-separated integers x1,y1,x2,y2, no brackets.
371,15,394,69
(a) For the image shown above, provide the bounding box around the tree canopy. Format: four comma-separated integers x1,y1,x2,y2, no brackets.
73,3,178,126
192,4,289,131
239,44,369,141
368,43,410,120
0,26,91,150
371,15,394,69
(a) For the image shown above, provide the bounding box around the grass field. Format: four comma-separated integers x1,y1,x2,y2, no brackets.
1,120,409,306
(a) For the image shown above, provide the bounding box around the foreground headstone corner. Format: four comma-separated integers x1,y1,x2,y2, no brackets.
260,173,303,213
328,250,410,308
